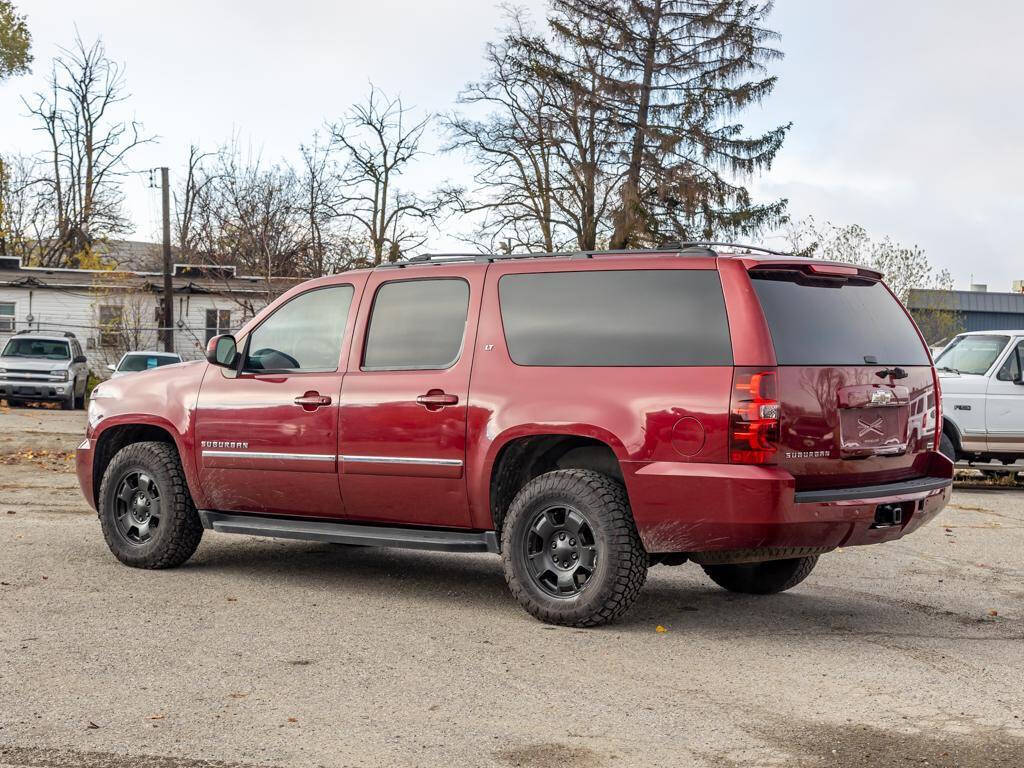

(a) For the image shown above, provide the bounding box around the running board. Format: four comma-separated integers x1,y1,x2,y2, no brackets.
198,510,499,554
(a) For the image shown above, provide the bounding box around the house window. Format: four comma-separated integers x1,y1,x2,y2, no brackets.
0,302,14,333
205,309,232,343
99,305,123,347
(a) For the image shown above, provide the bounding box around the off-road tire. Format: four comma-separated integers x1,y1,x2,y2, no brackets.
61,386,74,410
939,433,956,463
75,383,86,409
97,441,203,569
501,469,647,627
702,555,818,595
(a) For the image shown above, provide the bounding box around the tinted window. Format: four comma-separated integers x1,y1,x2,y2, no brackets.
498,270,732,366
119,355,179,372
245,285,354,371
751,271,929,366
937,334,1010,376
2,338,71,360
363,279,470,370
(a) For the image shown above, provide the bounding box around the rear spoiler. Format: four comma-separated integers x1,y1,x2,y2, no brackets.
741,259,883,281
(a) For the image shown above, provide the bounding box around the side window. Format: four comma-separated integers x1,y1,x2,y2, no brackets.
996,341,1024,382
244,285,354,372
363,278,470,370
498,269,733,366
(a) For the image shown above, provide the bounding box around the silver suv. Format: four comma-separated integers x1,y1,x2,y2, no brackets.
0,331,89,409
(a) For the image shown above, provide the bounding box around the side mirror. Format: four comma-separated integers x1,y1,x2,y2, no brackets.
74,355,87,364
1014,375,1024,386
106,364,116,372
206,334,238,368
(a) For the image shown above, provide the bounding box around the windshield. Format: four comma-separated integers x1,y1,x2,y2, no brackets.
1,338,71,360
118,354,179,372
934,334,1010,375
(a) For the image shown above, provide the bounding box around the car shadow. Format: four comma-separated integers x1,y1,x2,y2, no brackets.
182,536,1021,640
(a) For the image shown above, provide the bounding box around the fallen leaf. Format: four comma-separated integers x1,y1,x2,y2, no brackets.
287,717,298,723
228,692,249,699
226,597,237,602
989,610,999,617
655,625,668,634
87,722,100,729
148,715,165,720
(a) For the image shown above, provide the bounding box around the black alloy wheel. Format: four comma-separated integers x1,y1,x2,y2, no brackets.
112,470,162,545
521,504,598,598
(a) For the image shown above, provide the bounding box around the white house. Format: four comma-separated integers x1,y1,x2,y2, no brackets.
0,256,303,374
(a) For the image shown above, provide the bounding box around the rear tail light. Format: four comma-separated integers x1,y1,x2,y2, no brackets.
730,367,780,464
933,374,943,451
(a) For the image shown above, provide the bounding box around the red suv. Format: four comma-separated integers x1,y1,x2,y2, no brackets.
76,245,953,626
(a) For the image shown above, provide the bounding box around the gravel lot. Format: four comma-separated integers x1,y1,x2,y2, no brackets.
1,406,1022,768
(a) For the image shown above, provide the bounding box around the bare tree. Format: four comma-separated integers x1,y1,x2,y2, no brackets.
330,87,444,265
295,132,363,275
445,15,563,253
22,34,151,266
445,8,620,253
0,152,49,259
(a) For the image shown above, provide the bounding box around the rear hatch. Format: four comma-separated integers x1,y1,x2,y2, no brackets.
750,265,938,492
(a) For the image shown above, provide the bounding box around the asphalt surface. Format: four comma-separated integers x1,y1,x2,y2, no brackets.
1,406,1022,768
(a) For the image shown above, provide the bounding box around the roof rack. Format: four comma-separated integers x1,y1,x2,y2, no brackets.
382,241,790,268
13,329,76,338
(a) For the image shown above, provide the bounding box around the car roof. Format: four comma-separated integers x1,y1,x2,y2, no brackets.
121,350,181,356
954,330,1024,336
299,245,877,285
4,335,71,343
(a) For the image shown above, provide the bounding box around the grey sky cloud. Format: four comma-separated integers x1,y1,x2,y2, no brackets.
1,0,1020,289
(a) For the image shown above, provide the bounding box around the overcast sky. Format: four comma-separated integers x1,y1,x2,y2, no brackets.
2,0,1021,290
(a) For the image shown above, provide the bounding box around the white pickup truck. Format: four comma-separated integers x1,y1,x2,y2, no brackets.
935,330,1024,466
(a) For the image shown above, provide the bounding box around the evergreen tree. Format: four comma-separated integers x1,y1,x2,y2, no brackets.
550,0,790,248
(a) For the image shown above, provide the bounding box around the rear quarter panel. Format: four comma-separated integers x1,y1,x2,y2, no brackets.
465,256,737,531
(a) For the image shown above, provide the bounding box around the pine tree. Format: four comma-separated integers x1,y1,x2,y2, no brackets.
550,0,790,248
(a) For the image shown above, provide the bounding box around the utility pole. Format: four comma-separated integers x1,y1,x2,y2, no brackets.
160,167,174,353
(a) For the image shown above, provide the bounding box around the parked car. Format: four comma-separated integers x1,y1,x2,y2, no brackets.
934,331,1024,465
76,245,953,626
107,351,183,378
0,330,88,409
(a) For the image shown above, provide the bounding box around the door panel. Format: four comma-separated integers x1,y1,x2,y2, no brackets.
194,281,360,517
196,370,344,515
986,338,1024,449
338,265,485,528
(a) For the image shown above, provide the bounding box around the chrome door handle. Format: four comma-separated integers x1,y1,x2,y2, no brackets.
294,392,332,409
416,390,459,409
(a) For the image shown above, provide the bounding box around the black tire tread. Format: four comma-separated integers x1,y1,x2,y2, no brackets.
501,468,647,627
97,441,202,569
702,555,818,595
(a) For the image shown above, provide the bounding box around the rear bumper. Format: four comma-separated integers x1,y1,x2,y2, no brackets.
75,438,97,511
624,453,954,554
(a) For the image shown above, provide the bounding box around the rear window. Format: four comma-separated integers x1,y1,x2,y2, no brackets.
498,269,732,366
751,270,929,366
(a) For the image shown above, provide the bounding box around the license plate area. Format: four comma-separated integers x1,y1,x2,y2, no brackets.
839,406,907,457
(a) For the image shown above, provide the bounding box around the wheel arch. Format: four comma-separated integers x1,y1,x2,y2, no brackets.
91,417,198,509
941,413,964,452
483,429,627,540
